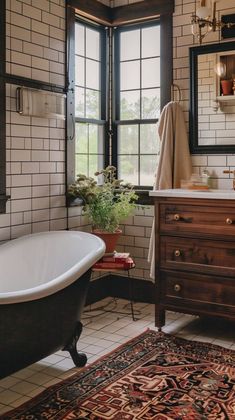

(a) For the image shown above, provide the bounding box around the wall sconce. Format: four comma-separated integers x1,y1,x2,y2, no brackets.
191,0,235,44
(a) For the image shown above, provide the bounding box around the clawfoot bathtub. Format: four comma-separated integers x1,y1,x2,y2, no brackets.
0,231,105,379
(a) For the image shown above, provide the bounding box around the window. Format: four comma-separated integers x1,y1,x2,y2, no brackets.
114,23,161,186
74,20,107,178
67,1,173,191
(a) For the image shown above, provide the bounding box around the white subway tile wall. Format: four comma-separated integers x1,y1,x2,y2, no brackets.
4,82,68,240
6,0,65,86
1,0,235,283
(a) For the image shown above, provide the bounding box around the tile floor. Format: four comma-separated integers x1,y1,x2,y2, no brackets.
0,297,234,415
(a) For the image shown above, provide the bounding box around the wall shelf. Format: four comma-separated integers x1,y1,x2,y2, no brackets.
214,95,235,111
216,95,235,102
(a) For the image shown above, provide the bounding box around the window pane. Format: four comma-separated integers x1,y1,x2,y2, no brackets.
120,90,140,120
86,89,100,119
76,123,88,154
120,61,140,90
74,21,105,183
89,155,104,177
88,125,104,154
86,27,100,61
89,124,98,153
75,124,104,178
75,87,85,117
118,125,138,154
86,59,100,90
140,124,160,154
142,26,160,58
120,29,140,61
142,57,160,88
75,23,84,56
75,56,84,86
140,155,159,186
118,155,138,185
141,88,160,119
75,154,88,177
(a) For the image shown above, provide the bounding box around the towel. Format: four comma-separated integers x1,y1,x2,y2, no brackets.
148,101,192,279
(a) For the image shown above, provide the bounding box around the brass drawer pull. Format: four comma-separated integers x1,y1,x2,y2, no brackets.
174,249,181,257
174,284,181,292
173,214,180,221
226,218,233,225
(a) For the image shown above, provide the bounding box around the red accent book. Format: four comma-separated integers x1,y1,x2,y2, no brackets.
93,257,135,270
102,252,130,263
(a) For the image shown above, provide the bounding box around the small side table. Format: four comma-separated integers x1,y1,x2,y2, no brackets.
92,257,137,321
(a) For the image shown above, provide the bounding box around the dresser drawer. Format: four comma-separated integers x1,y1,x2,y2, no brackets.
161,271,235,308
160,236,235,276
160,204,235,236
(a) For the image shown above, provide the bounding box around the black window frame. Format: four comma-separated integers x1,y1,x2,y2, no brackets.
113,20,161,187
74,17,108,178
66,0,173,199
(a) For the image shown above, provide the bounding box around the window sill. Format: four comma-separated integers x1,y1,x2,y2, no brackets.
135,190,154,205
67,191,154,207
66,196,84,207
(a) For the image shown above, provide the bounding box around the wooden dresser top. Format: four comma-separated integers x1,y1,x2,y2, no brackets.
149,188,235,200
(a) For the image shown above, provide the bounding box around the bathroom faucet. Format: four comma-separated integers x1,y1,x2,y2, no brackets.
223,169,235,190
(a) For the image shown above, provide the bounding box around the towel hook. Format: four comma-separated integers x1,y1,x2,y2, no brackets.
171,84,181,103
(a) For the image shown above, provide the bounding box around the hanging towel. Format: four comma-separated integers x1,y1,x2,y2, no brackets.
148,101,192,279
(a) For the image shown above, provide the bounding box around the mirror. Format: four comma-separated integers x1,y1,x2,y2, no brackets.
190,41,235,154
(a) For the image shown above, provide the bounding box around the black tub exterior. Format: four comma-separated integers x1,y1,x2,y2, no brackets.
0,269,91,379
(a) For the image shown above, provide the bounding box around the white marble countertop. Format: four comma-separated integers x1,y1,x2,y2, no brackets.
149,188,235,200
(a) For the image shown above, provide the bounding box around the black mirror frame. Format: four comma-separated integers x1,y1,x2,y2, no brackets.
189,41,235,154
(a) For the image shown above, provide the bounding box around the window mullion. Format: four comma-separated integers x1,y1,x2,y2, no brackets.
110,27,118,170
108,26,113,167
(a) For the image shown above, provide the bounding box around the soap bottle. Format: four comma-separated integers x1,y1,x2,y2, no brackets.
201,168,211,188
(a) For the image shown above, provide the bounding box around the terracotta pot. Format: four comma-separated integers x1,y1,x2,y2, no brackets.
92,229,122,254
221,80,233,96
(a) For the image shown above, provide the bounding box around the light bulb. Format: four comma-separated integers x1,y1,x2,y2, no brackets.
196,6,211,19
214,62,226,78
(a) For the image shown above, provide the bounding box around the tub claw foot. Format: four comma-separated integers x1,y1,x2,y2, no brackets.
63,321,87,367
72,351,87,367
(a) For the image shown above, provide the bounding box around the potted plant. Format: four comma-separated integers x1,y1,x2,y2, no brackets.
221,79,233,96
68,166,138,253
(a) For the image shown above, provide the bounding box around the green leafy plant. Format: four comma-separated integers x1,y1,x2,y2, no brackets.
68,166,138,233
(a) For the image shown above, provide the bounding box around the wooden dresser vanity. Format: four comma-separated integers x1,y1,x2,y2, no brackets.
149,189,235,329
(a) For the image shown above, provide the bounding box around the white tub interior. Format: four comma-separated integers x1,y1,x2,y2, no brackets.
0,231,105,304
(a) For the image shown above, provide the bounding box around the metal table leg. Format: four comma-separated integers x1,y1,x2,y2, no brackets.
128,269,136,321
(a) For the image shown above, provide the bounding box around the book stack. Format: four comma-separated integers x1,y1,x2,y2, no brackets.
93,252,135,270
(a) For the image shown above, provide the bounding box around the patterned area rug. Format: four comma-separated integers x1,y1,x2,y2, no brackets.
3,330,235,419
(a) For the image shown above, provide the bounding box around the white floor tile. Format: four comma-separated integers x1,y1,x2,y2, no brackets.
0,389,22,405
